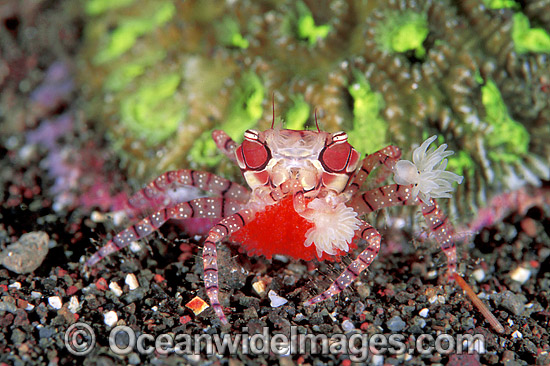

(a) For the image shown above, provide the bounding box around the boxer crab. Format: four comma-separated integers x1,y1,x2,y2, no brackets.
87,124,503,332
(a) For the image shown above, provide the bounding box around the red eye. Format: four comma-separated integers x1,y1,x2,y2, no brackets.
320,142,355,173
238,140,270,170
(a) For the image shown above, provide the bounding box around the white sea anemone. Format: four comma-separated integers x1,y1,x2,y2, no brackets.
301,198,361,258
393,135,464,203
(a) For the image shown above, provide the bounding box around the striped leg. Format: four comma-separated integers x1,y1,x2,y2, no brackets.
350,185,457,274
202,209,256,324
86,197,243,266
124,170,250,217
212,130,238,163
349,184,416,216
420,199,457,274
347,146,402,196
304,220,381,306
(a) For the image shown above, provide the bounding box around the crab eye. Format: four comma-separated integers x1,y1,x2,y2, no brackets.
331,131,348,143
320,141,360,174
237,139,270,170
244,129,260,141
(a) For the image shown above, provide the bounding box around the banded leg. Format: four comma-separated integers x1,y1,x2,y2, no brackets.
304,220,381,306
202,209,256,324
347,146,402,196
212,130,238,163
420,199,457,274
350,184,458,274
86,197,243,266
350,184,416,216
124,170,250,217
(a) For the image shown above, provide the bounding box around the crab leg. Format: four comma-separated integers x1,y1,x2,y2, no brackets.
347,146,402,196
86,197,243,266
122,170,250,217
351,184,457,273
202,209,256,324
420,199,457,273
350,183,414,215
212,130,238,163
304,220,381,305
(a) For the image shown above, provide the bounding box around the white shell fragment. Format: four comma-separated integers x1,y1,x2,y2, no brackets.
109,282,123,297
510,266,531,284
68,296,80,314
268,290,288,308
125,273,139,290
104,310,118,327
48,296,63,310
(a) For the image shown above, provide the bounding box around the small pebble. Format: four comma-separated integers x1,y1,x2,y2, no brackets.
499,291,526,316
0,231,49,274
104,310,118,327
185,296,209,315
510,266,530,284
268,290,288,308
252,280,266,295
372,354,384,366
8,282,21,289
387,316,406,332
128,353,140,365
472,268,485,282
125,273,139,290
426,270,438,279
511,330,522,339
48,296,63,310
342,319,355,332
419,308,429,318
31,291,42,299
68,296,80,314
129,241,141,253
109,282,123,297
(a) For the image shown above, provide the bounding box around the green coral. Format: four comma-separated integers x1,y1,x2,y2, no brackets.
512,12,550,54
85,0,137,16
217,18,249,49
104,50,166,92
347,72,388,154
93,1,175,64
296,1,331,45
375,10,429,58
482,0,519,9
481,79,530,163
447,150,476,178
120,73,184,145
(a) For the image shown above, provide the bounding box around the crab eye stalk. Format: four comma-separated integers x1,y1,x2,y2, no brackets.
244,129,260,141
331,131,348,143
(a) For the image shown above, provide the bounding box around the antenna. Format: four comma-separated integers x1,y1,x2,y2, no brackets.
314,108,320,132
271,92,275,129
